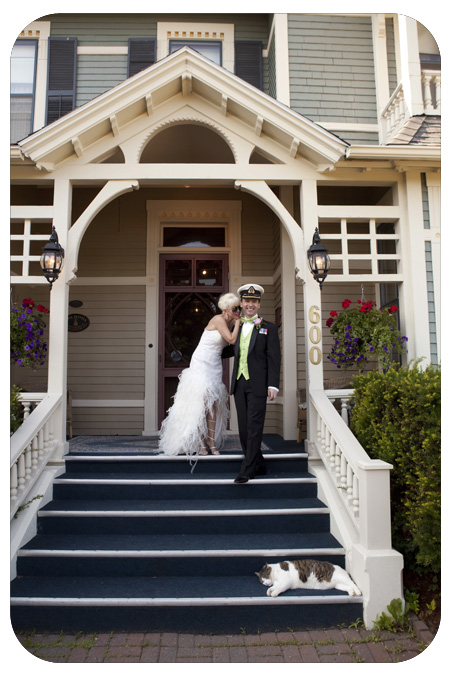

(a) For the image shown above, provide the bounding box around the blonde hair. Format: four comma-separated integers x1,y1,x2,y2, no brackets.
218,293,240,311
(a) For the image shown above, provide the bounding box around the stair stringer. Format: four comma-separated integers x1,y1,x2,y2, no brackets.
307,458,403,629
10,464,64,580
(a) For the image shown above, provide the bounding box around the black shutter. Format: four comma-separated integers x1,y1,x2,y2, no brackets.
128,38,156,77
46,37,77,125
235,41,263,90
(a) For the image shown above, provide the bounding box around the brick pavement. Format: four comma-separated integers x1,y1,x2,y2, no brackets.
13,616,437,664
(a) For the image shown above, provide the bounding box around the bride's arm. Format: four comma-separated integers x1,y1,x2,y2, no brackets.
210,315,241,344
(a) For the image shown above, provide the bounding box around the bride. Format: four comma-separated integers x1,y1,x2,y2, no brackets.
159,293,241,456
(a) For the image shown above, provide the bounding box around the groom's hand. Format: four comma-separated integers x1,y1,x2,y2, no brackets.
267,388,278,401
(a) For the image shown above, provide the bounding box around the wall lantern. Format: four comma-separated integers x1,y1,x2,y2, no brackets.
307,227,330,291
40,226,65,290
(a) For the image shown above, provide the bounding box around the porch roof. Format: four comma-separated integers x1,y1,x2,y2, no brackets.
14,46,350,172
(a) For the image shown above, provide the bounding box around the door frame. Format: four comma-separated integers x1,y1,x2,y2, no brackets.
143,200,242,435
157,253,229,427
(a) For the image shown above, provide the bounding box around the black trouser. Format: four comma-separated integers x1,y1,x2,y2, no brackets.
234,375,267,478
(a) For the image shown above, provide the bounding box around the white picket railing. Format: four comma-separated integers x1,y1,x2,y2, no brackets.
309,389,393,551
10,393,62,520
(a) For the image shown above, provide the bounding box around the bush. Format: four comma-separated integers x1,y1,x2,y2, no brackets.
349,362,440,575
10,385,23,434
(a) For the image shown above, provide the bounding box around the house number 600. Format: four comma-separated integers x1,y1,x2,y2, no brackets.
308,305,322,365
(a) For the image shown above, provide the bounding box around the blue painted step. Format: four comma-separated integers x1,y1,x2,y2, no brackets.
11,436,363,633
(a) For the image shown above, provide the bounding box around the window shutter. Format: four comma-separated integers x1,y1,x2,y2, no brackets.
128,38,156,77
235,41,263,90
46,37,77,125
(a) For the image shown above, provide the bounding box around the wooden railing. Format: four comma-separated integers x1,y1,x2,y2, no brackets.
309,389,393,551
10,393,62,520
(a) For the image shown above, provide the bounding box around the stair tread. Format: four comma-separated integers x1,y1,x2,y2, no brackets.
40,497,327,512
57,471,314,481
22,531,343,552
11,575,361,600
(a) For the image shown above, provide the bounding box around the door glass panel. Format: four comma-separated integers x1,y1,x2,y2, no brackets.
165,259,191,286
163,227,225,247
196,259,223,286
164,292,219,367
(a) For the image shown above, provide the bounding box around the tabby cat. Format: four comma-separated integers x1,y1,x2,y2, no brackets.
256,559,361,597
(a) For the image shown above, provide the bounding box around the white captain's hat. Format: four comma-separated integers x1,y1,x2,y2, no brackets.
237,283,265,299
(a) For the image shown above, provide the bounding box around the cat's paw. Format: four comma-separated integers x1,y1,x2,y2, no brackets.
267,588,273,596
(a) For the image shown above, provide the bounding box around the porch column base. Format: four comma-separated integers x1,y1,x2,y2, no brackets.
351,543,404,629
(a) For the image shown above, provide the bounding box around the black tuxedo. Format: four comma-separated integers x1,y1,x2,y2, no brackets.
223,319,281,478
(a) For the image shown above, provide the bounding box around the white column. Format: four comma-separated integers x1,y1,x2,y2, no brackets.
371,14,391,143
399,172,431,364
279,187,298,440
274,14,290,106
299,180,325,455
426,173,441,362
397,15,423,116
47,179,72,460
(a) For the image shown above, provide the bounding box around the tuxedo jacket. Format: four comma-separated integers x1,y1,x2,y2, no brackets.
223,319,281,396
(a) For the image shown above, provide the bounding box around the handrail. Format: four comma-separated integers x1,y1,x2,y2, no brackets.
10,393,62,520
309,389,393,551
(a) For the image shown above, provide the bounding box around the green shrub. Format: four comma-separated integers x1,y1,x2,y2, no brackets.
349,362,440,575
10,385,23,434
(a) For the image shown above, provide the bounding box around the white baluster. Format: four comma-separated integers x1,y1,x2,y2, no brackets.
11,463,18,502
43,420,50,451
25,446,32,481
334,443,341,477
38,428,44,461
346,464,353,504
435,74,441,110
340,397,349,425
353,474,360,516
17,452,26,492
31,435,39,472
422,73,432,112
22,401,31,419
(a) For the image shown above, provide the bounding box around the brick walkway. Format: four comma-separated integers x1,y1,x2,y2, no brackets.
14,616,436,663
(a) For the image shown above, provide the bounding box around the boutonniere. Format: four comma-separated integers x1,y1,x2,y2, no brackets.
253,317,267,330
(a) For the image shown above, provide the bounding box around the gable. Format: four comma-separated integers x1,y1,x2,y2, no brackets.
16,46,348,171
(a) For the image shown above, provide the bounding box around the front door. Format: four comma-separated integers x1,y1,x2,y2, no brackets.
158,253,229,427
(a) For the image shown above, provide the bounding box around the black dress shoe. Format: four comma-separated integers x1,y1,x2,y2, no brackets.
234,475,249,484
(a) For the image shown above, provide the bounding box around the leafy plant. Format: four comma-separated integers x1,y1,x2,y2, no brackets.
10,385,23,433
373,598,411,632
11,298,49,369
350,362,441,574
326,298,407,371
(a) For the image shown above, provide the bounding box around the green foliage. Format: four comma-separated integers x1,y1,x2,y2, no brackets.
373,598,411,632
326,298,407,371
350,362,441,574
10,385,23,434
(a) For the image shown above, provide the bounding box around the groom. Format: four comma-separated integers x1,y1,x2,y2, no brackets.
223,283,281,484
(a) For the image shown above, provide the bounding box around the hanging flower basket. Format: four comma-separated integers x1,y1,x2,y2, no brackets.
10,298,49,369
326,299,407,371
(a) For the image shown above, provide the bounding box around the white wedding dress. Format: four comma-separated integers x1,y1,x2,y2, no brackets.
159,328,229,456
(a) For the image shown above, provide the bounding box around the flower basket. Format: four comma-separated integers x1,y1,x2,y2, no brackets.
10,298,49,369
326,299,407,371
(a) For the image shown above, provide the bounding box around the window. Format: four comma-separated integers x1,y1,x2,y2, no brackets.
169,40,222,65
163,226,226,248
10,40,37,143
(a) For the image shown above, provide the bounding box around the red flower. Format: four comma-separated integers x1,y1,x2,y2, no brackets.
388,305,398,314
37,304,49,314
22,298,34,309
342,299,352,309
330,311,338,317
326,317,334,327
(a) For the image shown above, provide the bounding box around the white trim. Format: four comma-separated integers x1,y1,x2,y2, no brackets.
11,595,362,608
19,547,344,558
157,21,234,73
15,21,51,133
72,400,144,407
38,508,329,518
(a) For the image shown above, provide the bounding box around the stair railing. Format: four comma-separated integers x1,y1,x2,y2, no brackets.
10,393,62,520
309,389,394,551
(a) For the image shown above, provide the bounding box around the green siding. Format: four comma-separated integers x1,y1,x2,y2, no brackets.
76,55,128,107
287,14,377,126
425,242,438,364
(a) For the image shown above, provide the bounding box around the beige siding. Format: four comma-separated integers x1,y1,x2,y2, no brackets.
68,285,146,434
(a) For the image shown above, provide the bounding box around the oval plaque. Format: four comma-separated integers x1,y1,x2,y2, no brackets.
68,313,90,332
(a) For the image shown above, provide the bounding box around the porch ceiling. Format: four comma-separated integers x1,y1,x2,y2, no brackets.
15,47,349,172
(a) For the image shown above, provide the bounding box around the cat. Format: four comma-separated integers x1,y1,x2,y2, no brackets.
256,559,361,597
